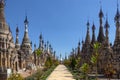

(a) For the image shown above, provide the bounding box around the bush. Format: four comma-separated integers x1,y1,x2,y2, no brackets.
45,56,53,69
25,65,56,80
70,57,77,70
63,59,70,67
53,59,59,66
8,73,24,80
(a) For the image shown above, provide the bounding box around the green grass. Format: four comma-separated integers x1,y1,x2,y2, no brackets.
66,67,80,80
24,65,56,80
67,67,96,80
40,66,56,80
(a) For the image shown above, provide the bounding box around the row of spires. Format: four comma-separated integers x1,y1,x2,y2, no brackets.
80,0,120,48
15,17,53,52
66,1,120,59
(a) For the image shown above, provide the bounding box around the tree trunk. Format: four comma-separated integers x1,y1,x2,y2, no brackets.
96,63,98,80
85,74,88,80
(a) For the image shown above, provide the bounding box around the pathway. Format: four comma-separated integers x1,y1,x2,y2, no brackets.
47,64,75,80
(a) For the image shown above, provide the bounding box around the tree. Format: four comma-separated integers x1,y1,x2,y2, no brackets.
70,57,77,70
80,63,90,80
90,42,101,80
45,56,53,69
53,59,59,66
75,57,81,69
35,49,42,56
63,59,70,67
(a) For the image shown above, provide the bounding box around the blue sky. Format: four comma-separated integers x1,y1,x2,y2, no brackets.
5,0,118,58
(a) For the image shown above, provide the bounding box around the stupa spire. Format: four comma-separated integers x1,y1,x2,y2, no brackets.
97,3,105,43
85,20,90,44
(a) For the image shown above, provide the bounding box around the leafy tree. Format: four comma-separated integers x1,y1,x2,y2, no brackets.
91,42,101,80
70,57,77,70
45,56,53,69
80,63,90,80
63,59,71,67
75,57,81,69
93,42,101,53
91,55,97,64
53,59,59,66
35,49,42,56
8,73,24,80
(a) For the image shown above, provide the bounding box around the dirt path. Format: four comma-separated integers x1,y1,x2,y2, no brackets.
47,64,75,80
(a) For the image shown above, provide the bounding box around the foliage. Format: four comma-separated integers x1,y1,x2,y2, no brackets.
25,65,56,80
92,42,101,64
53,59,59,66
80,63,89,73
63,59,71,67
93,42,101,53
70,57,77,70
40,65,56,80
33,69,43,80
35,49,42,56
94,42,101,51
25,69,43,80
91,42,101,80
25,54,58,80
8,73,24,80
91,42,101,66
75,57,81,69
45,56,53,69
80,63,90,80
91,55,97,64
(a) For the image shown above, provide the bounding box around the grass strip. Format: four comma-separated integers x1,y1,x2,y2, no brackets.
25,65,56,80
